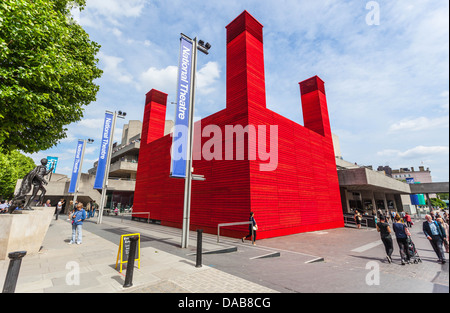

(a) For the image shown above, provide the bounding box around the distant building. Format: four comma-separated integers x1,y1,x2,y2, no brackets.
391,166,432,184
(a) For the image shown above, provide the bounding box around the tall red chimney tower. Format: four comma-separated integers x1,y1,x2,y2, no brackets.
226,11,267,113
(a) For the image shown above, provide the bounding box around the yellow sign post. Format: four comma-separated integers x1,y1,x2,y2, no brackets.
116,233,141,273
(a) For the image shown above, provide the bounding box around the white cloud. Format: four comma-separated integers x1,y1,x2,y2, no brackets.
389,116,449,132
98,51,134,84
138,62,221,95
77,118,105,129
111,28,122,37
139,65,177,94
196,62,221,95
378,146,449,159
74,0,146,30
86,0,145,18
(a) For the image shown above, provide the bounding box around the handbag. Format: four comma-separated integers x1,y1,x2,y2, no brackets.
253,225,258,231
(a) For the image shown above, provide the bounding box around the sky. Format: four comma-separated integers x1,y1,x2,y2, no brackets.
28,0,449,182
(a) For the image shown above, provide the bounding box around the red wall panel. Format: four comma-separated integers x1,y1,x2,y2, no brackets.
133,10,344,240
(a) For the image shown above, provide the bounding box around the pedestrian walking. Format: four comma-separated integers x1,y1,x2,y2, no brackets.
392,215,411,265
67,200,74,220
384,210,390,223
354,210,362,229
61,199,66,215
55,199,63,220
86,201,91,219
242,212,257,245
404,212,412,228
423,214,447,264
69,202,86,245
91,200,98,217
376,215,394,263
436,217,449,254
430,211,436,220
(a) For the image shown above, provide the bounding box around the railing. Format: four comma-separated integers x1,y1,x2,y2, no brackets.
343,215,370,229
120,212,150,223
217,221,253,243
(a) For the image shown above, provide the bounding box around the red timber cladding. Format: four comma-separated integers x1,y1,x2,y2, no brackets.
132,11,343,239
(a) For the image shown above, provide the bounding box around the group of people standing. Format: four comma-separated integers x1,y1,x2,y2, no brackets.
376,210,448,265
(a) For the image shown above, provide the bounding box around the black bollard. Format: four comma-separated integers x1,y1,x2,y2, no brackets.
2,251,27,293
123,236,139,288
196,229,203,268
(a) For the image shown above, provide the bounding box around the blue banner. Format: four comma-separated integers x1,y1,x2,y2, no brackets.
46,156,58,173
94,112,114,189
170,36,193,178
68,140,84,193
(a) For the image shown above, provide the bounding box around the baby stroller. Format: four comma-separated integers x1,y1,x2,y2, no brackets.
407,236,422,264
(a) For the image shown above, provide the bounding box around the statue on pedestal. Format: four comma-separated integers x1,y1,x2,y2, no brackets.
8,158,54,213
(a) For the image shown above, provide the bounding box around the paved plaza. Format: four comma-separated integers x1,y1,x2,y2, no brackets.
0,214,448,294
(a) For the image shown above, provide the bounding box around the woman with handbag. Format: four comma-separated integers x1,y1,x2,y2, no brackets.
242,212,257,245
393,215,412,265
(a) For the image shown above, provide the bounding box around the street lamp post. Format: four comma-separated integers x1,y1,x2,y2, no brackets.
179,34,211,249
96,110,126,224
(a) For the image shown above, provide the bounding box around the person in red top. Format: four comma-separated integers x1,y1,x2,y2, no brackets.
404,212,412,228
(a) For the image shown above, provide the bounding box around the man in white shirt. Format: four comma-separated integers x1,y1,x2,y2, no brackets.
423,214,447,264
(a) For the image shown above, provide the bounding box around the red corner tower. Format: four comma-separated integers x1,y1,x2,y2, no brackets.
133,11,344,239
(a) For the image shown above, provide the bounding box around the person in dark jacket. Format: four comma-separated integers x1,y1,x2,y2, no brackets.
376,215,393,263
393,215,411,265
242,212,257,245
423,214,447,264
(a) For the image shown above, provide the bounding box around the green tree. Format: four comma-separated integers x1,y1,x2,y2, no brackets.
430,197,446,209
0,149,36,199
0,0,102,153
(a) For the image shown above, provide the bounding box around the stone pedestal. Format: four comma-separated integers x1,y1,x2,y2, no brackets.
0,207,54,260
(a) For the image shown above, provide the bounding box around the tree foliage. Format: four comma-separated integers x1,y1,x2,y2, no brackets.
0,148,36,199
0,0,102,153
430,197,447,209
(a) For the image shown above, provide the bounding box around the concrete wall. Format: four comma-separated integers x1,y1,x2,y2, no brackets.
0,207,54,260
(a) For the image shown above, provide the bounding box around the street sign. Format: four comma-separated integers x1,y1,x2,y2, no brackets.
115,233,141,273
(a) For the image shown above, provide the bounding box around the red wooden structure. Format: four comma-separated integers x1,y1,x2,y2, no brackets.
133,11,344,239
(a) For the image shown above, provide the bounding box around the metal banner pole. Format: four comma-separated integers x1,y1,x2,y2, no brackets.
181,37,198,249
73,139,86,204
97,111,117,224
